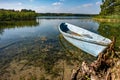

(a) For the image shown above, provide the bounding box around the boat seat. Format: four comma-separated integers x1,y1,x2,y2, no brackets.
67,31,81,36
68,30,92,39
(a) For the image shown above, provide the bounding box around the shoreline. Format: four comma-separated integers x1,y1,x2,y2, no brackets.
93,18,120,23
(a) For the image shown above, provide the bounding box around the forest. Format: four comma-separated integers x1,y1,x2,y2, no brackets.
0,9,37,21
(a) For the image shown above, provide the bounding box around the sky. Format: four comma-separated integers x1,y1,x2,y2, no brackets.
0,0,102,14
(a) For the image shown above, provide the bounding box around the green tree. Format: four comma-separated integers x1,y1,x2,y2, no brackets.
100,0,120,15
0,9,37,21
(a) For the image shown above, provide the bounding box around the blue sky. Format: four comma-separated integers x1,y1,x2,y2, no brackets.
0,0,102,14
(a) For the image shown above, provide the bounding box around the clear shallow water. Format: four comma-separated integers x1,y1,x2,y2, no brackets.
0,18,99,48
0,17,119,79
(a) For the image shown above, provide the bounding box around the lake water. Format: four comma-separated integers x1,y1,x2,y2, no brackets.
0,17,120,80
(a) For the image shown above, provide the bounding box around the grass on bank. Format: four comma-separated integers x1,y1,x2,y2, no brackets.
94,15,120,19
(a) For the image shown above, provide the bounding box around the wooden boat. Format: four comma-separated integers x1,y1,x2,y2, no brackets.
58,23,112,56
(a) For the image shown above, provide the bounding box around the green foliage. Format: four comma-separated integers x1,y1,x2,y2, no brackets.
100,0,120,15
95,14,120,19
0,9,37,21
98,22,120,49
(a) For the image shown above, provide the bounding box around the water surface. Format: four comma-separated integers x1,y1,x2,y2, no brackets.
0,17,119,80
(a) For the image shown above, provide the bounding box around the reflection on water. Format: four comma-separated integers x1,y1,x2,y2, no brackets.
37,16,92,19
0,20,39,34
0,17,119,80
0,20,39,46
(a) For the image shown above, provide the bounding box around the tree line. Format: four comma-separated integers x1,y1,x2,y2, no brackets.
37,13,97,17
100,0,120,15
0,9,97,21
0,9,37,21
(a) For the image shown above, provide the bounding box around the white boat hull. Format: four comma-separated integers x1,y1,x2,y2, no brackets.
59,23,111,46
63,35,107,56
59,23,111,56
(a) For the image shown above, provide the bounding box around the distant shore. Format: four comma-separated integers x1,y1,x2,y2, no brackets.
37,13,97,17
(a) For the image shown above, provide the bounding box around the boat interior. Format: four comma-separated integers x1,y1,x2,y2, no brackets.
60,23,81,36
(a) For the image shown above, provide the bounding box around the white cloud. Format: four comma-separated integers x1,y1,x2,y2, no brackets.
34,3,100,14
82,3,93,7
18,2,22,6
52,2,62,6
34,5,67,13
66,4,100,14
0,1,100,14
96,1,102,5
